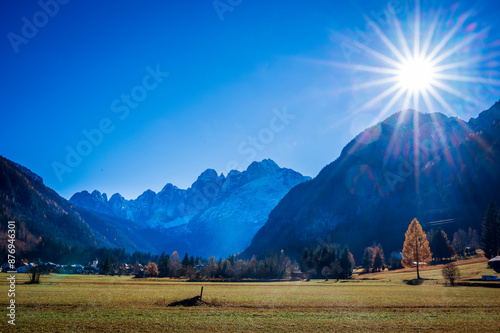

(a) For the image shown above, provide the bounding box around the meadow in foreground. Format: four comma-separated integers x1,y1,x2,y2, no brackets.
1,259,499,332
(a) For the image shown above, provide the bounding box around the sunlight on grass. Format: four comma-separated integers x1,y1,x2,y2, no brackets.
1,258,499,332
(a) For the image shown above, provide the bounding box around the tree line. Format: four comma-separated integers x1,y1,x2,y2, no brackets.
11,201,499,282
135,250,302,280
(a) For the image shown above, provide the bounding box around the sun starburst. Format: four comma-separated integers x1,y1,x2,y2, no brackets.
327,1,500,126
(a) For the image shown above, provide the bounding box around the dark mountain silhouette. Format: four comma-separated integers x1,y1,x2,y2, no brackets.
243,101,500,261
0,156,164,254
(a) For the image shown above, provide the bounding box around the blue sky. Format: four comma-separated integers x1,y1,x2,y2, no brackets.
1,0,499,199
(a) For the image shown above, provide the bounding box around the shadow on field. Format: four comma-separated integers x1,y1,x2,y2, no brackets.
404,279,425,285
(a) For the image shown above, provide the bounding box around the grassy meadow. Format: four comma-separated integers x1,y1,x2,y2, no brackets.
1,257,499,332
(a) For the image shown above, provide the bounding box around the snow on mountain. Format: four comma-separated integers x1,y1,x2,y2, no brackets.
69,159,310,257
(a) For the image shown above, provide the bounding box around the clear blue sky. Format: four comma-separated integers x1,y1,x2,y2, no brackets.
1,0,499,199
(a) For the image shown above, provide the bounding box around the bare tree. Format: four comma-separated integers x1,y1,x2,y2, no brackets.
25,263,41,284
442,262,460,286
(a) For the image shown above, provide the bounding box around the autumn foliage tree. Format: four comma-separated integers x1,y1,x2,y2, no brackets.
402,218,432,279
145,262,158,277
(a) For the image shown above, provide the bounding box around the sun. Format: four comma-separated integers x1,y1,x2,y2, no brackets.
326,1,499,123
397,56,435,92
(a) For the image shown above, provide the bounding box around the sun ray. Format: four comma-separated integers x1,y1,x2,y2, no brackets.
429,27,490,67
353,83,402,114
413,0,421,59
426,11,470,62
429,79,482,106
426,85,455,114
353,41,403,68
433,73,500,85
319,61,400,75
428,111,457,171
401,88,413,111
432,52,499,72
412,109,420,193
420,88,436,113
373,86,407,124
420,8,441,57
363,15,407,64
392,11,413,59
333,76,400,94
384,111,406,164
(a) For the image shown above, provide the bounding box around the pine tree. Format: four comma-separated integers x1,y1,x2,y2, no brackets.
300,248,310,272
101,256,111,275
430,229,454,261
158,252,170,277
362,248,372,272
402,218,432,279
372,246,385,272
339,245,353,279
481,202,499,259
182,253,190,267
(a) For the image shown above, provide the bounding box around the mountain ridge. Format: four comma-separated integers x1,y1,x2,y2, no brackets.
70,158,311,257
243,102,500,261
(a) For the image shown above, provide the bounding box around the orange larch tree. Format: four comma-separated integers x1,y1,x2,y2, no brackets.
402,218,432,279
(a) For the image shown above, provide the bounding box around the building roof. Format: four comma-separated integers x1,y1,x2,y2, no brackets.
488,256,500,262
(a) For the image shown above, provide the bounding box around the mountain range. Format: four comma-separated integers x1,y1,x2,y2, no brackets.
2,101,500,262
69,159,310,257
243,102,500,260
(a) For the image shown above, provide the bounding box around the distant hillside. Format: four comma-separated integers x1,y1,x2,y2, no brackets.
0,156,163,255
0,156,96,252
244,101,500,261
70,159,310,257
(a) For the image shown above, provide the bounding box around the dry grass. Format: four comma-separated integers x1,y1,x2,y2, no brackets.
1,258,499,332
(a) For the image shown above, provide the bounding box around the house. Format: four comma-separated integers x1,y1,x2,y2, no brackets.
390,252,403,269
83,266,98,274
291,270,306,280
45,262,60,273
488,256,500,271
16,265,29,273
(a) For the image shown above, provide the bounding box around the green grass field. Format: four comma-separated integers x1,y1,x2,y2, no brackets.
1,258,499,332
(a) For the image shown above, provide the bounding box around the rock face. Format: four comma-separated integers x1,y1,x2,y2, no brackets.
70,159,310,257
244,102,500,261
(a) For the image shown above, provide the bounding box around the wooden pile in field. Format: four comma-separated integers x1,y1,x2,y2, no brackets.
168,287,204,307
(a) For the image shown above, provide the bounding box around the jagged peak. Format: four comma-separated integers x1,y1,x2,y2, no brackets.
246,159,280,176
135,189,156,202
109,193,125,202
90,190,107,203
227,169,241,177
160,183,178,193
197,168,219,181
